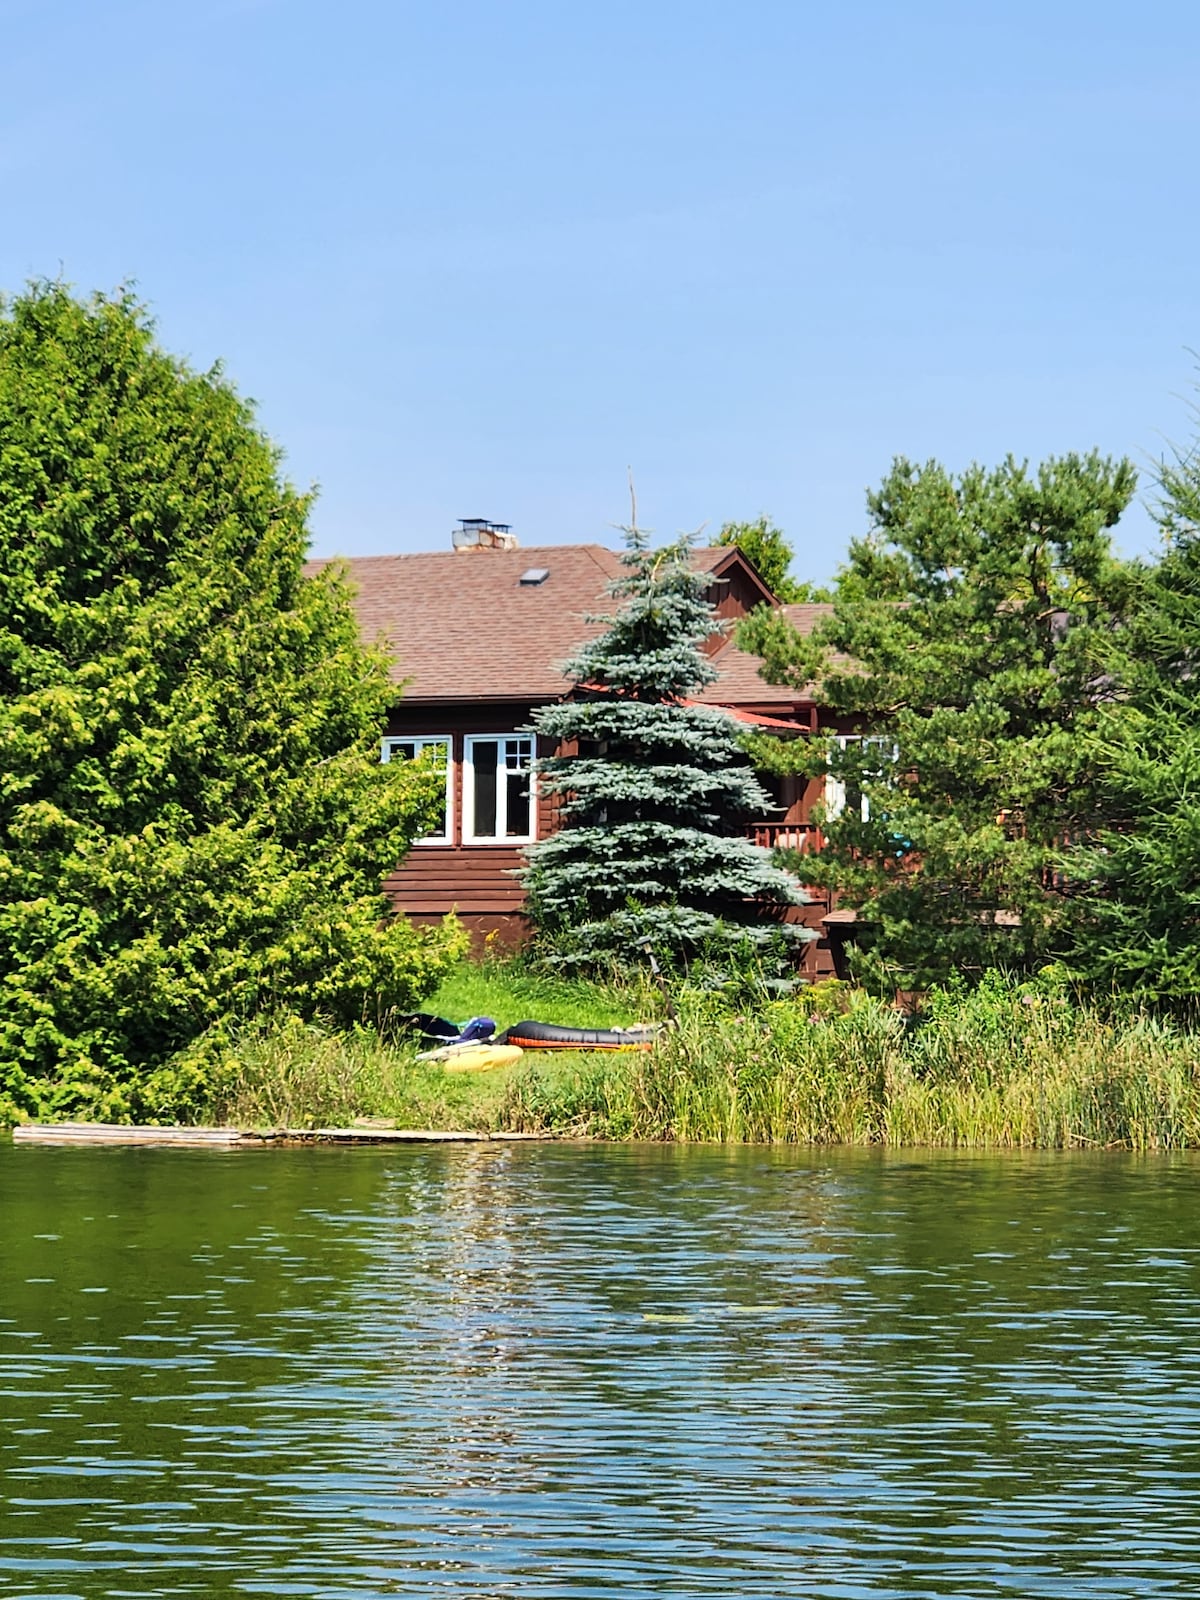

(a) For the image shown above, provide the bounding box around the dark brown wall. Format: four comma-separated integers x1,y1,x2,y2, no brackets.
385,845,528,915
382,698,854,980
700,568,773,654
406,910,531,955
706,567,769,623
383,699,554,916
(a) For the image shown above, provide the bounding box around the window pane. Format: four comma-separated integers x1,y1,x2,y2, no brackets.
384,739,450,839
425,741,449,836
505,738,532,837
505,738,533,776
472,741,498,836
506,767,530,837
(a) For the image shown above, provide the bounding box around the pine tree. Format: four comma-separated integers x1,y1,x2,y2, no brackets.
1067,423,1200,1002
520,528,811,974
738,452,1137,988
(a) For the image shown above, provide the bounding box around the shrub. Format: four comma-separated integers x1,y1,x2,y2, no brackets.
0,284,462,1117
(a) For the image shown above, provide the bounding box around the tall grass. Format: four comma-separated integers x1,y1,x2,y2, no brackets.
107,965,1200,1149
203,1019,505,1133
594,984,1200,1150
133,964,652,1132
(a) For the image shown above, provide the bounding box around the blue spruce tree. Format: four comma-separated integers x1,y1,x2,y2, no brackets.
521,528,812,973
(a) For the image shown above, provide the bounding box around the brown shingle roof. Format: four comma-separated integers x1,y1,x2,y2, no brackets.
307,544,621,701
782,602,838,634
696,603,834,706
306,545,822,707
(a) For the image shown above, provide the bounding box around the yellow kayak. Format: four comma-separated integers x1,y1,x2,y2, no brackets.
441,1044,524,1074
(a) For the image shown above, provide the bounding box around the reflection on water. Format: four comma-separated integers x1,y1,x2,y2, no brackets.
2,1143,1200,1596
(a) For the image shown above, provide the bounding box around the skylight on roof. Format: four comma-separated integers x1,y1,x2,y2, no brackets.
519,567,550,586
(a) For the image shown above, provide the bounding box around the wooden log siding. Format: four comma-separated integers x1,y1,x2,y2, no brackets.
385,845,528,915
700,566,774,654
382,708,845,958
383,703,558,919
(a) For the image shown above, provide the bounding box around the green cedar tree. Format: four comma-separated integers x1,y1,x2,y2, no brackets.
0,283,463,1121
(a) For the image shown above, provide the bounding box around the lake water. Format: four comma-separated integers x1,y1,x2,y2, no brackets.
2,1142,1200,1597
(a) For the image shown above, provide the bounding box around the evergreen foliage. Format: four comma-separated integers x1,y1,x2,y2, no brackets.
0,283,463,1122
521,529,811,971
1068,422,1200,1001
737,452,1137,988
715,514,831,601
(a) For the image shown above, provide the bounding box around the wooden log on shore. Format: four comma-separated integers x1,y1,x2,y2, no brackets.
274,1127,490,1144
10,1122,552,1148
12,1122,246,1147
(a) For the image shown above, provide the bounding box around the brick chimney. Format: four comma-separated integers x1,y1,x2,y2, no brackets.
452,518,518,551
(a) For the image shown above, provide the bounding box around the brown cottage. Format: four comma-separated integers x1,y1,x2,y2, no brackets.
307,531,849,977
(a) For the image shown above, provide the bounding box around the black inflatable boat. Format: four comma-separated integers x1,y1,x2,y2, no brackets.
496,1020,658,1051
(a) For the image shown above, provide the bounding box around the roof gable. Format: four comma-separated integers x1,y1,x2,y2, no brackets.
696,603,834,707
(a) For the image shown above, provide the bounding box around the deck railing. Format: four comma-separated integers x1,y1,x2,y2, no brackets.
751,814,1087,901
747,821,823,854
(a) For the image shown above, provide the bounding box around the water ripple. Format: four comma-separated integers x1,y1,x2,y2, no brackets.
2,1144,1199,1596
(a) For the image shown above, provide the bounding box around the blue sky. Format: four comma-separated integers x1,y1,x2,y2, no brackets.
3,0,1197,578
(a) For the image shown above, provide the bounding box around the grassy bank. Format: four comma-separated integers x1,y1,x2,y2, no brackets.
122,965,1200,1152
631,986,1200,1150
129,963,653,1134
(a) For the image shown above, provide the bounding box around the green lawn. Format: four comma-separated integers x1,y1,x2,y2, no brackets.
422,961,651,1034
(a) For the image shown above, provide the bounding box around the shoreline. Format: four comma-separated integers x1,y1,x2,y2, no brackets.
7,1118,1199,1153
9,1121,563,1149
9,972,1200,1155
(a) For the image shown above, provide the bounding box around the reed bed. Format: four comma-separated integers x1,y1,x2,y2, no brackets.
492,977,1200,1149
139,1016,519,1133
577,987,1200,1150
90,970,1200,1150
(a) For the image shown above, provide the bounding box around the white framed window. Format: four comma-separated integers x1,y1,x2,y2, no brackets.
381,736,452,844
463,734,535,843
824,735,897,823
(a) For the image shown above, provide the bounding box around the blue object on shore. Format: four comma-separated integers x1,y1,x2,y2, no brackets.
454,1016,497,1044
